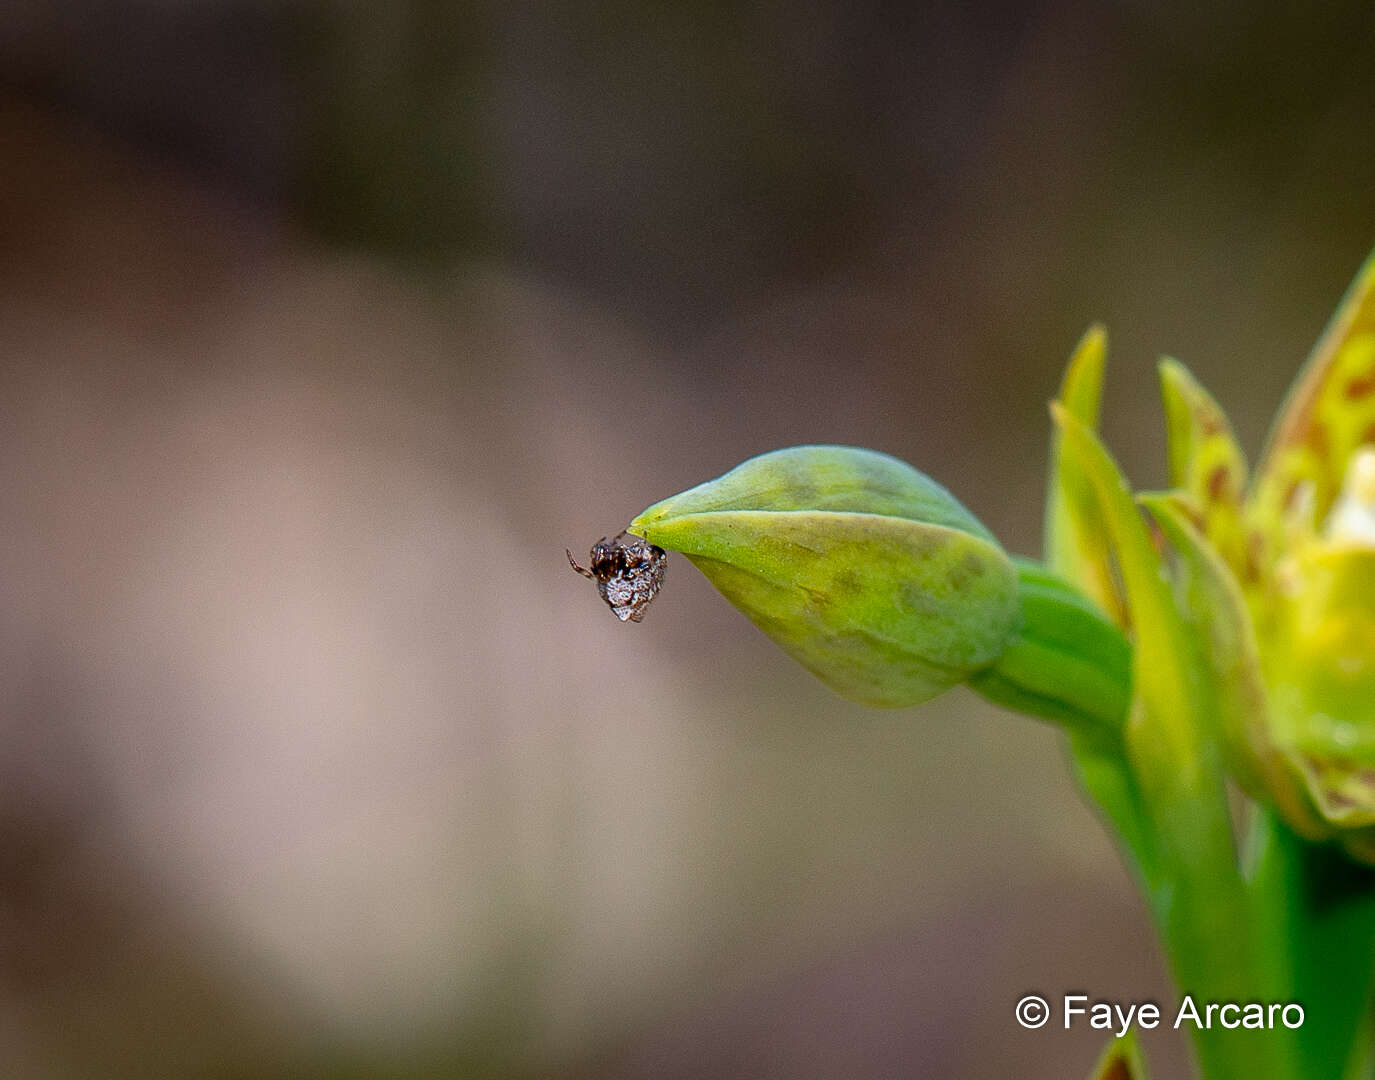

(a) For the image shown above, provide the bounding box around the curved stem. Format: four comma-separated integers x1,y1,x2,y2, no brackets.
967,562,1329,1079
968,562,1160,884
968,559,1131,738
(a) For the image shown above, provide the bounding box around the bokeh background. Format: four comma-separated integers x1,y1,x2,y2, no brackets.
2,3,1375,1077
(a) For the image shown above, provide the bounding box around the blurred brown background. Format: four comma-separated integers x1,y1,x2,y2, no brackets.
2,3,1374,1077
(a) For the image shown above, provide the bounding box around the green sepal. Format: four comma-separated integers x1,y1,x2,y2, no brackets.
1140,492,1325,841
1045,325,1128,626
1050,404,1212,788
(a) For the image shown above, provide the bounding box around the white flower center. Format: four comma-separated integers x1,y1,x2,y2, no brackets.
1326,446,1375,545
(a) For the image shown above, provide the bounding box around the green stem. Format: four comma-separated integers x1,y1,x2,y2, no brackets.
1343,1018,1374,1080
968,560,1131,738
967,561,1160,887
1151,865,1305,1080
968,562,1313,1079
1249,809,1375,1080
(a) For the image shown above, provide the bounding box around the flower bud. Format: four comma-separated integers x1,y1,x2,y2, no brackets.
628,446,1020,707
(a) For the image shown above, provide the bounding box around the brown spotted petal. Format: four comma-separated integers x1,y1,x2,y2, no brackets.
1159,358,1250,583
1251,252,1375,569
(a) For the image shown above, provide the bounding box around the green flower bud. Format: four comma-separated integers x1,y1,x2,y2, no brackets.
628,446,1020,708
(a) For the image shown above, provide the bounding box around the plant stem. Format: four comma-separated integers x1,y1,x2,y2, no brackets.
970,567,1317,1078
967,560,1131,739
1249,809,1375,1080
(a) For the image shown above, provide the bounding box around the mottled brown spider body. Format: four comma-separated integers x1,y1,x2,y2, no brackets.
567,532,667,622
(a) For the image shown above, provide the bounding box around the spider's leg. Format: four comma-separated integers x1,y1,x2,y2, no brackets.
567,549,595,579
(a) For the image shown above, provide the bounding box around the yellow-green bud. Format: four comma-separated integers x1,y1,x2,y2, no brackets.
628,446,1020,707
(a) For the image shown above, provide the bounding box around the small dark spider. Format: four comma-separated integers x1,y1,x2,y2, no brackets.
567,531,667,622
